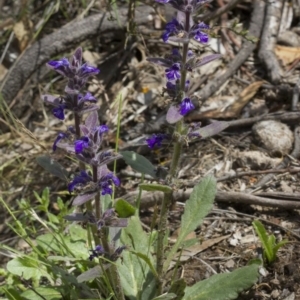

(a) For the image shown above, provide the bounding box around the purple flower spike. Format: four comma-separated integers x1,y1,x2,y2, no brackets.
146,133,167,149
180,98,195,115
68,170,92,192
165,63,181,81
53,132,67,151
74,136,89,154
52,104,66,120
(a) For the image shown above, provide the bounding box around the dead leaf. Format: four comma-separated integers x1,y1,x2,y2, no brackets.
13,19,33,51
275,45,300,66
197,81,264,119
172,234,231,264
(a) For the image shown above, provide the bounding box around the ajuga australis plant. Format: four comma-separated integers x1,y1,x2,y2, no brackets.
1,1,262,300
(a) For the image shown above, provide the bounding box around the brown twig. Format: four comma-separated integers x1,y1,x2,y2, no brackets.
258,0,283,84
120,188,300,211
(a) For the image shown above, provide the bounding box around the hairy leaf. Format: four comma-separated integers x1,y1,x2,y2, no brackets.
139,183,173,193
22,287,62,300
183,263,260,300
196,121,229,138
164,175,216,271
121,151,156,177
115,199,136,218
36,156,68,181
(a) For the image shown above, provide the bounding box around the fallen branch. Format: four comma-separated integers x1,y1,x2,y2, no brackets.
121,188,300,210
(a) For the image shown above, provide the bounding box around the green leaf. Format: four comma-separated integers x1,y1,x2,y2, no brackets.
4,288,24,300
77,265,106,283
36,155,68,181
6,257,51,282
169,278,186,300
183,263,260,300
273,240,289,258
120,151,156,177
22,287,62,300
252,220,273,263
118,216,156,300
130,250,158,278
139,183,173,193
164,176,216,271
115,199,136,218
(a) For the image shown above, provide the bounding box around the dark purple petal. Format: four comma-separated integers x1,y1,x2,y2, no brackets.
47,58,69,69
180,98,195,115
194,22,210,30
156,0,169,2
94,125,109,135
165,63,181,81
89,245,105,261
53,132,67,151
78,92,97,105
146,133,167,149
74,136,89,154
79,63,100,77
194,30,209,43
68,170,92,192
100,172,120,195
52,104,66,120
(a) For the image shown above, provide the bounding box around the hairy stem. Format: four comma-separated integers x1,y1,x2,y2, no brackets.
156,11,191,294
92,165,102,220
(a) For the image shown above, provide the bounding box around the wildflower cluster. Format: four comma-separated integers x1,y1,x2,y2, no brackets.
146,0,221,148
42,48,121,202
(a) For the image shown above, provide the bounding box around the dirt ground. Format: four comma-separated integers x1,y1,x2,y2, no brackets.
1,0,300,299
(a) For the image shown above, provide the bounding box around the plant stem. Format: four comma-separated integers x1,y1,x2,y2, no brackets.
156,191,172,295
92,165,102,220
156,11,191,295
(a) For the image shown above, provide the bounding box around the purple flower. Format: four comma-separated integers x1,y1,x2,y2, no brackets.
74,136,90,154
191,22,209,44
52,104,66,120
100,173,120,196
180,97,195,115
53,132,67,151
156,0,170,3
146,134,168,149
89,245,105,261
78,63,100,78
165,63,181,81
78,92,97,105
68,170,92,192
47,58,70,76
162,18,182,42
93,125,109,136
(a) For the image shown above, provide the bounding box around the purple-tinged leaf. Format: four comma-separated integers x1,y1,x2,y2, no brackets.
64,213,89,222
36,155,68,181
85,110,99,130
193,54,222,69
77,265,110,283
42,94,61,106
78,105,99,116
196,121,229,138
97,164,110,179
106,218,128,228
147,57,172,67
95,152,123,167
166,105,183,124
72,192,97,206
72,47,82,66
79,125,89,136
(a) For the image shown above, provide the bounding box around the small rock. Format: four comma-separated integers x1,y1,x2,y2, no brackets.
280,181,293,193
252,120,293,155
271,289,280,299
234,150,281,170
